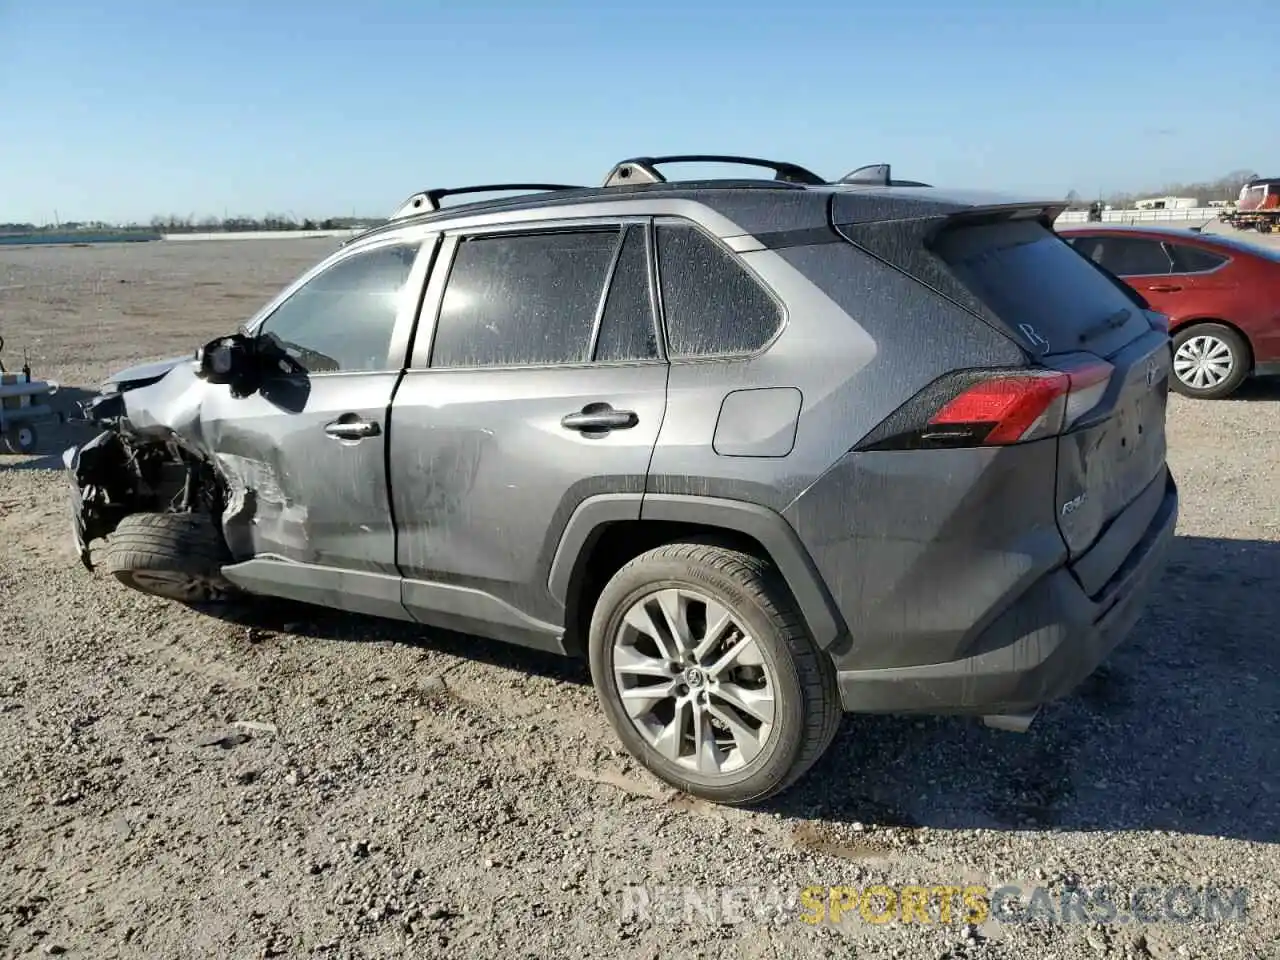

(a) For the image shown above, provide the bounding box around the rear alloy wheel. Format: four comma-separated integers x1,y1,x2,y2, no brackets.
104,512,238,604
2,424,38,455
588,543,842,805
1170,323,1251,400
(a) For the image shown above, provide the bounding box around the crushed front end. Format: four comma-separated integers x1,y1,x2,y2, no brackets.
63,364,225,571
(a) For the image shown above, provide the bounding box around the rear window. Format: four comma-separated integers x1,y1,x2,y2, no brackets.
1184,232,1280,263
1167,243,1229,273
933,219,1151,357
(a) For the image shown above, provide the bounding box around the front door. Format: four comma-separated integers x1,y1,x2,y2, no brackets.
201,236,431,617
388,221,668,648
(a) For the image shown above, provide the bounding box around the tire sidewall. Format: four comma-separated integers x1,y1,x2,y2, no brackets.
1170,323,1250,399
588,553,808,800
4,424,37,455
104,512,236,604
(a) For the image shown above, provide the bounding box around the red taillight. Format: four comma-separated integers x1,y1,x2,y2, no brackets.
855,361,1115,452
928,372,1070,445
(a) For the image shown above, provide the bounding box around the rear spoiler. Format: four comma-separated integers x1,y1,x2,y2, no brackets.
830,191,1068,231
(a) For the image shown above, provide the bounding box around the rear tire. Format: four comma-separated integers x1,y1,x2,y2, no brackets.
104,512,238,604
1170,322,1251,400
587,543,842,806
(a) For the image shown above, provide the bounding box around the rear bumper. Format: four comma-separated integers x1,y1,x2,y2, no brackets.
835,471,1177,716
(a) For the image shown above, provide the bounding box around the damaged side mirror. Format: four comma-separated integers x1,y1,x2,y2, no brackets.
196,333,263,399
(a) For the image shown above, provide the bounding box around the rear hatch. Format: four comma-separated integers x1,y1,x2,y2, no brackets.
836,202,1172,593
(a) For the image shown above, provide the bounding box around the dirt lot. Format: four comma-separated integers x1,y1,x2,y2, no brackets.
1,238,1278,960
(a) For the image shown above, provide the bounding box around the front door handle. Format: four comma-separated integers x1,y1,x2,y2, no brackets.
561,404,638,433
1148,284,1183,292
324,417,381,440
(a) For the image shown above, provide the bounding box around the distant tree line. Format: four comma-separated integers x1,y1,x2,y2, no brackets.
147,213,375,233
0,214,377,235
1062,169,1262,210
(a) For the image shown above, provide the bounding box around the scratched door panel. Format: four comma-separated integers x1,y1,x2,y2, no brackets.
389,364,667,625
198,372,400,573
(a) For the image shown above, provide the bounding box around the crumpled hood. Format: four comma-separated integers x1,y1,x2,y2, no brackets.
103,354,195,391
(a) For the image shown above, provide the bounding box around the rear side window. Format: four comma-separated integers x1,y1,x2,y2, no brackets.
594,225,660,362
934,220,1150,356
431,229,619,368
1167,243,1229,273
1090,238,1174,277
655,222,783,358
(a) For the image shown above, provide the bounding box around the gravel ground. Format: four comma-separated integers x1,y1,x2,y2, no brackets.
1,238,1278,960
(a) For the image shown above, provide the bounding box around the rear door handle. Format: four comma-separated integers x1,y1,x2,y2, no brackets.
561,404,638,433
1148,284,1183,292
324,417,381,440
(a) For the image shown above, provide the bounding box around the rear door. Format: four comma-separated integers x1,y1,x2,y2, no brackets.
1162,238,1235,298
388,219,668,644
933,219,1172,580
1073,234,1186,313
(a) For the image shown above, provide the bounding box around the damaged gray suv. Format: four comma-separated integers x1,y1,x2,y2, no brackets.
65,155,1179,804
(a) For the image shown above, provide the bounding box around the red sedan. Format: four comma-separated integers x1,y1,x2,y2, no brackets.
1058,224,1280,399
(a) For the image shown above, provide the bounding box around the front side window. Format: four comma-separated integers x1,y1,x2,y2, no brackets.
257,242,419,374
430,229,621,368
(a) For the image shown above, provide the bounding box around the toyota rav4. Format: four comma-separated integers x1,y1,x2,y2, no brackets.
63,155,1178,804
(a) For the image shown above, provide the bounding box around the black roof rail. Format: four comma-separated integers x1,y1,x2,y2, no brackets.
390,183,586,220
602,155,826,188
838,163,932,188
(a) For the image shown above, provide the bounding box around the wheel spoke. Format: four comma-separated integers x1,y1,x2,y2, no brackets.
713,681,776,726
618,680,679,720
692,601,735,664
654,589,696,656
622,603,678,662
694,706,722,775
705,634,763,679
651,698,692,762
613,644,675,680
706,701,765,762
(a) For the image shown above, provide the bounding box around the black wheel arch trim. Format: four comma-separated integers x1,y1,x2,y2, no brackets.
547,492,846,649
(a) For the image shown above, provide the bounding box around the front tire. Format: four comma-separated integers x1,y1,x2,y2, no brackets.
587,543,842,805
1170,322,1251,400
104,512,238,604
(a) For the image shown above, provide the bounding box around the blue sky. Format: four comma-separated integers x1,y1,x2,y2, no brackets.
2,0,1277,225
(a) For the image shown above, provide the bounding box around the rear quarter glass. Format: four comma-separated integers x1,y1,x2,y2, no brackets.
1187,233,1280,262
933,220,1152,360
